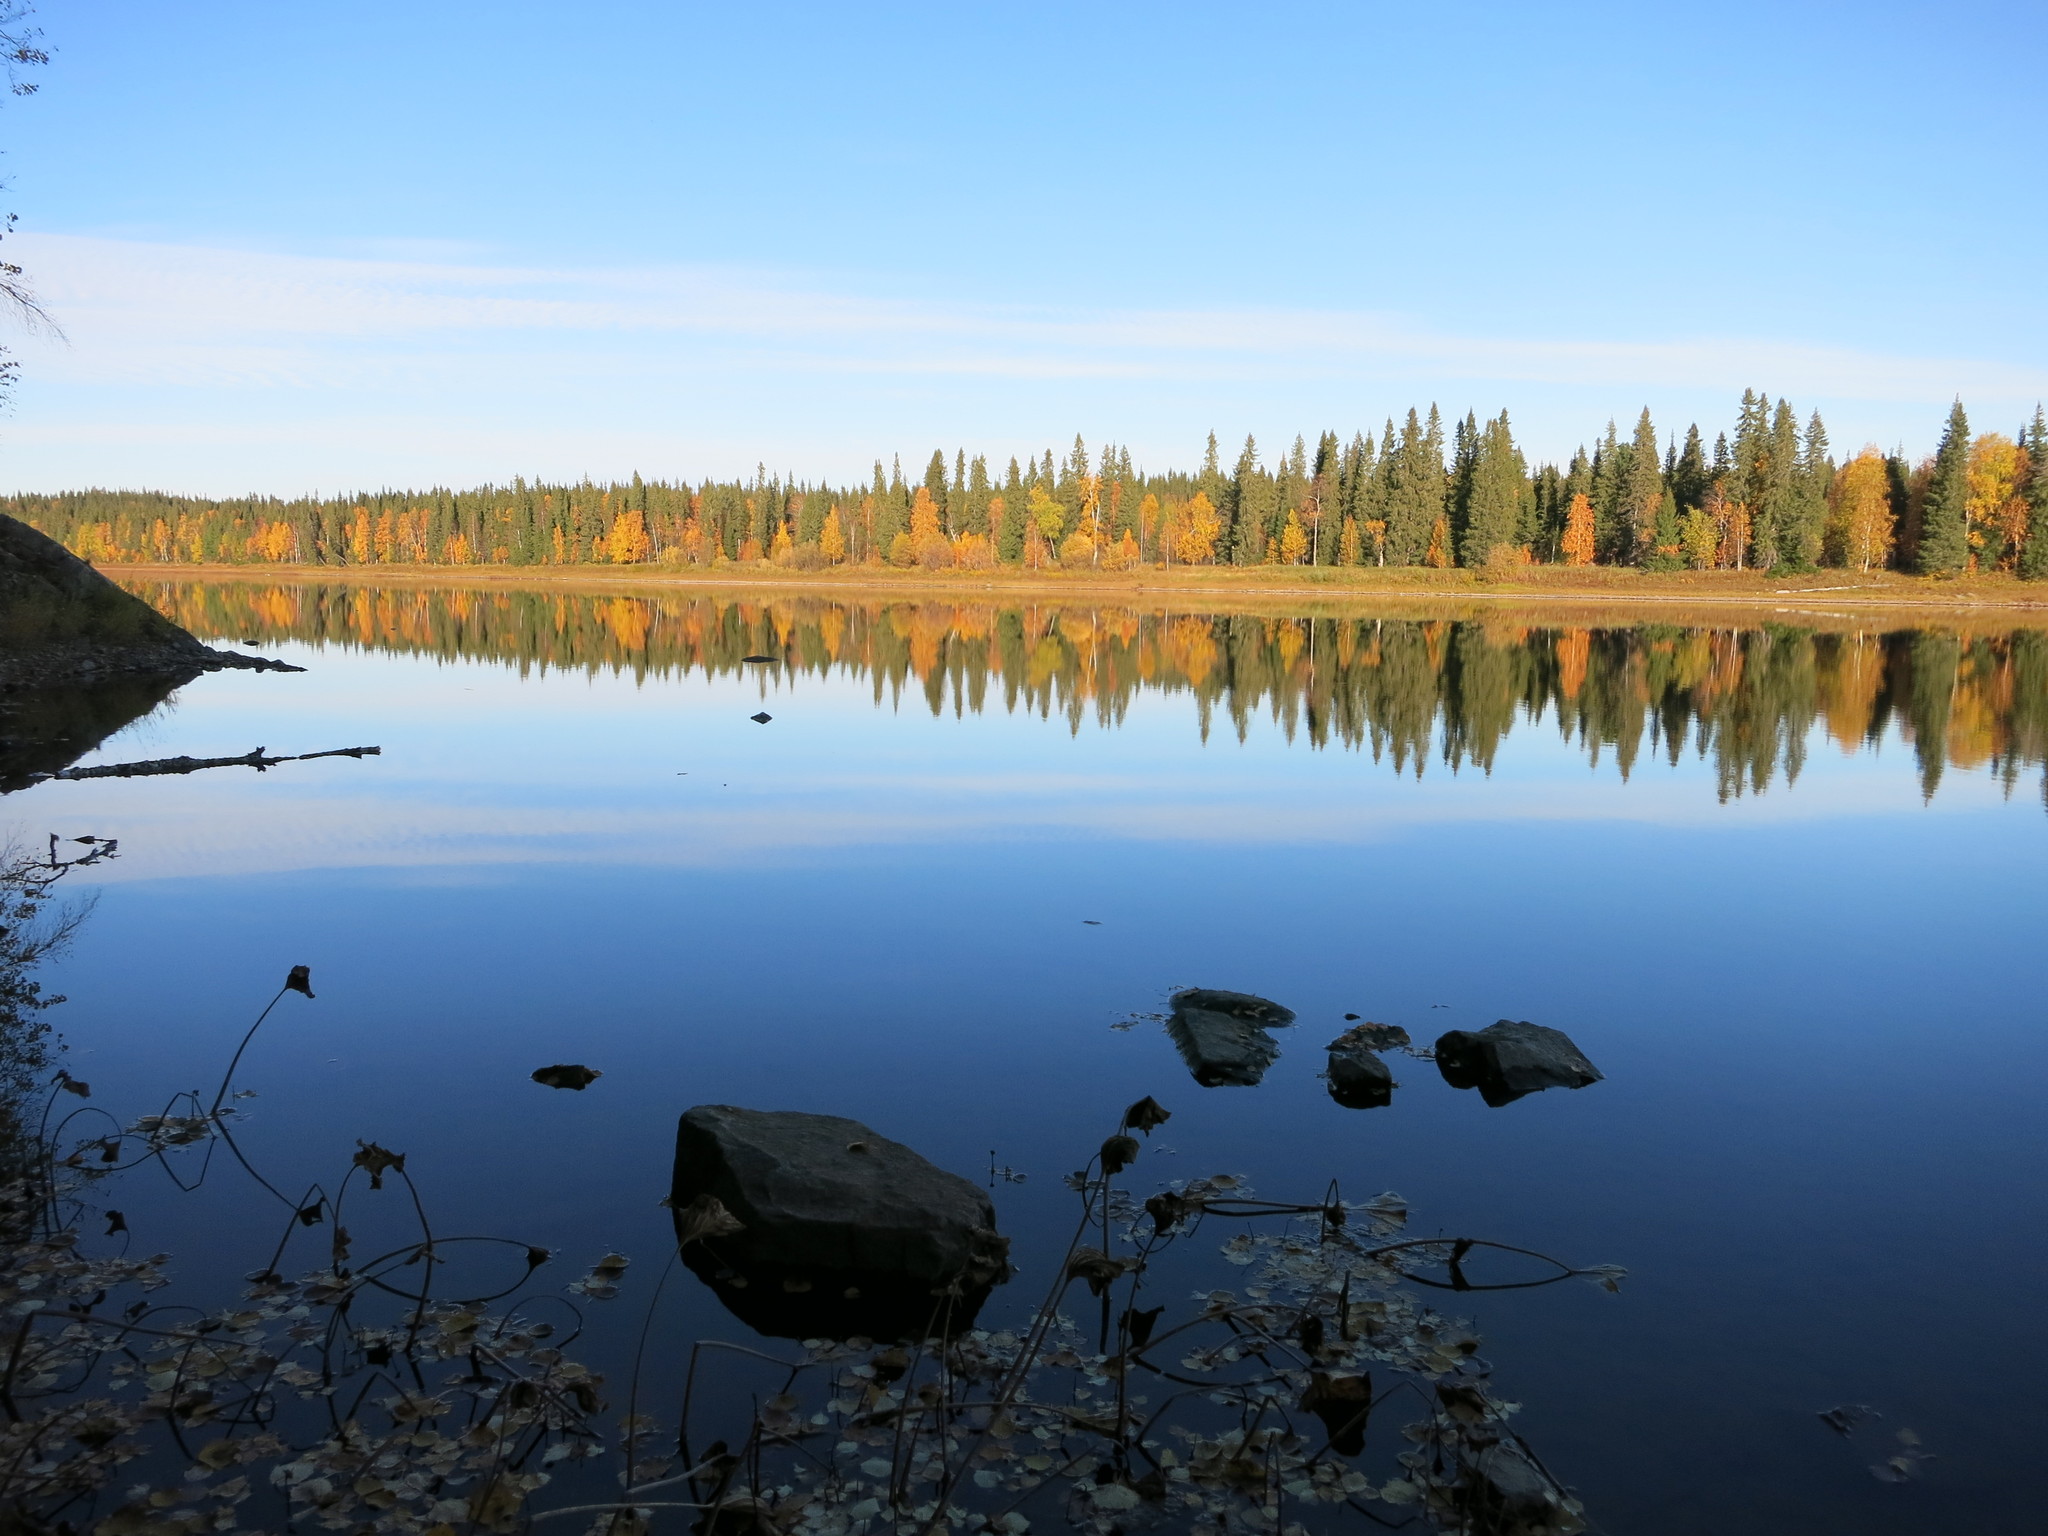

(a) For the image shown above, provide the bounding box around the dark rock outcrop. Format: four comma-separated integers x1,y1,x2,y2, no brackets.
671,1105,1008,1340
0,512,296,691
1434,1020,1602,1107
1167,988,1295,1087
1325,1025,1397,1110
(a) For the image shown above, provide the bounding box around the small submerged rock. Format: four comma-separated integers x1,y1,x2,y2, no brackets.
671,1105,1008,1339
1325,1023,1400,1109
1435,1020,1602,1107
1167,988,1295,1087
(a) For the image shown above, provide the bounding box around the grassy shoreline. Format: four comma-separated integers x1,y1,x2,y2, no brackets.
98,560,2048,624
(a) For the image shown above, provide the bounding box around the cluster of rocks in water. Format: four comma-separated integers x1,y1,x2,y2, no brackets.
1165,986,1602,1111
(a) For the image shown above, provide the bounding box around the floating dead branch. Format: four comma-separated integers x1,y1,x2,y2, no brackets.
27,744,381,782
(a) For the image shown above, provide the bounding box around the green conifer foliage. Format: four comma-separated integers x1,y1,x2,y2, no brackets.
1456,412,1528,566
1673,424,1710,512
1917,401,1973,575
1619,409,1664,565
2021,407,2048,581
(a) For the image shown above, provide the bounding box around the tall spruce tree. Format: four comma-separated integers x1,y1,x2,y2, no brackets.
1917,400,1973,575
1620,408,1664,564
1457,411,1528,566
2021,406,2048,580
1673,424,1709,512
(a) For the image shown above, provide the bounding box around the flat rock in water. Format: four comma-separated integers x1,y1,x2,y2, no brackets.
1167,988,1294,1087
672,1105,1007,1338
1325,1031,1396,1110
1434,1020,1602,1107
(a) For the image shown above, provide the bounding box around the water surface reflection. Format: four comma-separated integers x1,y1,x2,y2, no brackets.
120,579,2048,802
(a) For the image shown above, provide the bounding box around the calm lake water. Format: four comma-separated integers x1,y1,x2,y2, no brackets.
16,580,2048,1533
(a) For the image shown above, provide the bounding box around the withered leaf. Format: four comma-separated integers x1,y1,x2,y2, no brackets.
285,965,314,998
1302,1371,1372,1455
57,1073,89,1098
1122,1096,1172,1135
750,711,773,724
531,1063,602,1091
1066,1247,1135,1297
352,1140,405,1189
104,1210,127,1236
673,1193,746,1248
1124,1304,1165,1349
1145,1190,1197,1235
1099,1134,1141,1175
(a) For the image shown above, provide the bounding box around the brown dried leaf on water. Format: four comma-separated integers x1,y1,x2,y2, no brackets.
103,1210,127,1235
531,1064,602,1091
672,1193,745,1248
57,1071,89,1098
569,1253,631,1299
1576,1264,1628,1293
1122,1096,1172,1135
1870,1428,1932,1483
352,1141,405,1189
1818,1403,1879,1436
285,965,314,998
1100,1135,1141,1175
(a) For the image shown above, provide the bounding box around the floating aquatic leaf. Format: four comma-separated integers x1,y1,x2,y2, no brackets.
750,712,773,724
104,1210,127,1236
285,965,314,998
531,1063,602,1091
57,1072,89,1098
1818,1403,1880,1436
742,655,777,663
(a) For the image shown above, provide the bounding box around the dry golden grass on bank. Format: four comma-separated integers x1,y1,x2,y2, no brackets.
98,561,2048,632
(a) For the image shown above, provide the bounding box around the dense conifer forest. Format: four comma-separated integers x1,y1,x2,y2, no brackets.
127,580,2048,804
16,396,2048,581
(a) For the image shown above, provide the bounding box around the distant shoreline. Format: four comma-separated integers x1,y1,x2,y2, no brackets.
96,560,2048,622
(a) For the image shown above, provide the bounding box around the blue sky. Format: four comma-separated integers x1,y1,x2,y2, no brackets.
3,0,2044,494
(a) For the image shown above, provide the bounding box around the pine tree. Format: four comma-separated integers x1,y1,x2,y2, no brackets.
1917,400,1972,575
2021,406,2048,580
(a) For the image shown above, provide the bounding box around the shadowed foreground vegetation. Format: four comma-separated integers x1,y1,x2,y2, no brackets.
125,579,2048,803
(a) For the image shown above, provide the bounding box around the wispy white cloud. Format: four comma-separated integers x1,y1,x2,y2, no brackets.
5,232,2039,492
20,233,2044,399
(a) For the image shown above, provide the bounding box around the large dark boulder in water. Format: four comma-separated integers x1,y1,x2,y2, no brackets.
1434,1020,1602,1107
1325,1025,1397,1110
1167,988,1294,1087
671,1105,1008,1339
0,512,291,689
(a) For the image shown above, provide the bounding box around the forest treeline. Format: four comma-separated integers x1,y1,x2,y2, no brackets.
124,580,2048,804
23,395,2048,580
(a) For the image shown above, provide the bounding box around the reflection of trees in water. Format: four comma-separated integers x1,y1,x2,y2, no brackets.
0,842,97,1191
126,581,2048,803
